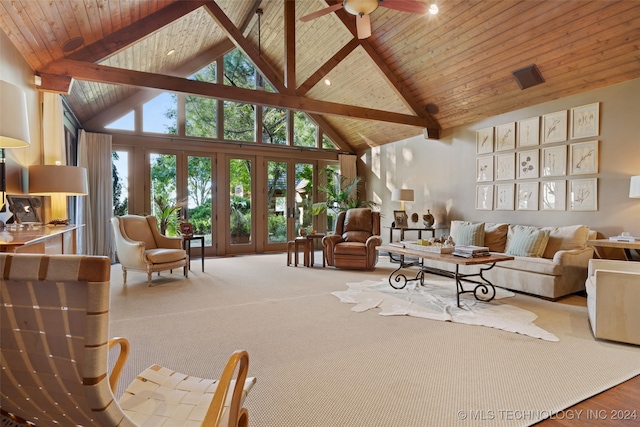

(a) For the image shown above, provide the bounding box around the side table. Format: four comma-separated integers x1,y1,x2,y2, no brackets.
587,239,640,261
183,235,205,272
305,233,326,267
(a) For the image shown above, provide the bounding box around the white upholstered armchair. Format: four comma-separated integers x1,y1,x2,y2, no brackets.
586,259,640,345
111,215,188,285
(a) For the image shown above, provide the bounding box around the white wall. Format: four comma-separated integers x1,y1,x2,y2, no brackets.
363,78,640,242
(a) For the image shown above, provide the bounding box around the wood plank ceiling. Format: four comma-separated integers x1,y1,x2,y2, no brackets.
1,0,640,154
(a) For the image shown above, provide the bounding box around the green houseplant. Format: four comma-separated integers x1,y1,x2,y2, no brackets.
312,170,377,216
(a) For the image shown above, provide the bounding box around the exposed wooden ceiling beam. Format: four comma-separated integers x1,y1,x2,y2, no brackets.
68,0,208,63
42,59,428,128
284,0,296,93
332,6,441,138
297,39,359,96
203,1,286,94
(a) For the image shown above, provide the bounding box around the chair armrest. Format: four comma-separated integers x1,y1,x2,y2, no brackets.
589,259,640,276
322,235,344,266
154,234,184,249
112,230,147,263
552,247,594,267
108,337,130,393
365,235,382,250
203,350,252,427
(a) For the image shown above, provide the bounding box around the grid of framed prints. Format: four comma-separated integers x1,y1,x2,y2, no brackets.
474,102,600,211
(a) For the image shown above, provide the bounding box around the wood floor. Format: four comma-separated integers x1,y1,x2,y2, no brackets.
535,374,640,426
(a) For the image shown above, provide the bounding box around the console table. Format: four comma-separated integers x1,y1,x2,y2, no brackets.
386,226,436,243
0,225,80,254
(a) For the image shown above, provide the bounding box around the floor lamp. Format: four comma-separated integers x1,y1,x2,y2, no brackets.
0,81,31,227
29,164,88,224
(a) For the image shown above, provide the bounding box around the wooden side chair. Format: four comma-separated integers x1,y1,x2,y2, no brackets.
0,253,255,426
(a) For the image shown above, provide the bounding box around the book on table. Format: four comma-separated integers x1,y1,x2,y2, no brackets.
452,245,490,258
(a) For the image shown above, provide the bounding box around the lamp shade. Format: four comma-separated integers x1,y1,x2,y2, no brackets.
0,80,31,148
630,176,640,198
29,165,88,195
391,188,414,202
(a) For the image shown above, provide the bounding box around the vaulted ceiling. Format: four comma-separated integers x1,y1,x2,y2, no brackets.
2,0,639,154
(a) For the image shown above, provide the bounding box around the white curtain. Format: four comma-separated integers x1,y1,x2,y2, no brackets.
42,93,65,164
77,130,113,259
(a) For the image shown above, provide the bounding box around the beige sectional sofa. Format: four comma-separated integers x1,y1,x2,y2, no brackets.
422,222,596,299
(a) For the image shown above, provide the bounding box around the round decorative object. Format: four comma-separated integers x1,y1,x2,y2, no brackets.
422,210,434,228
411,212,419,223
298,227,307,236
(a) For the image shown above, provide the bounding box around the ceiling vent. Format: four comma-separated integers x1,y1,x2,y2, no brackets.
512,64,544,90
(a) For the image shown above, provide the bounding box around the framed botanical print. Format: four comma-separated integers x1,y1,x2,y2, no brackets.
542,110,567,144
476,185,494,210
540,180,566,211
570,178,598,211
570,102,599,139
516,182,538,211
495,153,515,181
495,122,516,151
570,141,598,175
476,156,494,182
517,149,539,179
495,184,514,210
476,127,494,154
517,116,539,147
541,145,567,177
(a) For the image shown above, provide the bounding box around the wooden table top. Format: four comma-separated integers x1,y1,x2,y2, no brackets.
377,244,514,266
587,239,640,249
0,225,80,247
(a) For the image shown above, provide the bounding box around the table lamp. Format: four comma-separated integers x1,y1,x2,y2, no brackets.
391,188,414,211
29,163,88,224
0,81,31,227
630,176,640,198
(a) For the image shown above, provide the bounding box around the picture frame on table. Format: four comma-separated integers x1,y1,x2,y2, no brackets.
495,153,515,181
517,149,539,179
570,102,599,139
476,156,494,182
476,127,494,154
495,122,516,151
475,185,494,210
393,210,408,228
541,180,566,211
179,222,194,236
516,182,538,211
495,184,514,210
569,140,598,175
541,145,567,177
6,195,41,224
570,178,598,211
542,110,567,144
517,116,539,147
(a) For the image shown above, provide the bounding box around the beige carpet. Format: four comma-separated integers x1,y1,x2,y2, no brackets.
107,253,640,427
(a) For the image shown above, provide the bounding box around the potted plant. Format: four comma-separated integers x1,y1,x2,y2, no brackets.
154,196,187,236
312,170,376,216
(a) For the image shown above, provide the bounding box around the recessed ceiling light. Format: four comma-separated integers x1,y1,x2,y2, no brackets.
428,4,439,15
324,79,331,86
166,49,176,56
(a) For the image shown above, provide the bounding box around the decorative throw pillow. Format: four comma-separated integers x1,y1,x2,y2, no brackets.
450,221,485,246
484,223,509,253
541,225,589,259
505,226,550,258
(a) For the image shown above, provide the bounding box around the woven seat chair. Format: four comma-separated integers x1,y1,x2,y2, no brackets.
111,215,188,285
0,253,255,427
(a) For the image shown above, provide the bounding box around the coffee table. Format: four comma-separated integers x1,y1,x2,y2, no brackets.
377,245,514,307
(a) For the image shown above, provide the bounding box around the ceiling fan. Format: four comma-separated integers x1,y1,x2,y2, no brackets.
300,0,438,39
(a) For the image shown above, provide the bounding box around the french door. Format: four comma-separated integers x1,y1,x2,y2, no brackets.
265,159,315,252
226,155,256,254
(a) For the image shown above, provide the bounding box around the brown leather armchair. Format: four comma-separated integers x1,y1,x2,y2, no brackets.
323,208,382,270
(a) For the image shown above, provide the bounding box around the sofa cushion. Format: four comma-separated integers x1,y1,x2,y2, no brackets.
541,225,590,259
146,248,187,263
450,221,484,246
505,225,550,257
484,223,509,252
494,256,563,276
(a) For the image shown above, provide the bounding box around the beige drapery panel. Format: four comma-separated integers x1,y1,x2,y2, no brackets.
77,130,113,259
339,153,357,199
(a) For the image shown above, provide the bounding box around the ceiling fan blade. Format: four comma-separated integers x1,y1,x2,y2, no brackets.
380,0,429,14
356,14,372,39
299,3,344,22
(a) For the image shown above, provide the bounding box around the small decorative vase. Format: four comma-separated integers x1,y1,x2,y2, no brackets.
422,210,434,228
298,227,307,237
